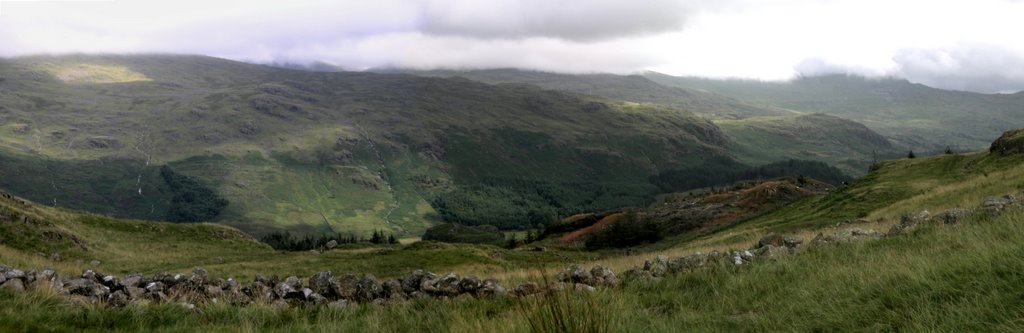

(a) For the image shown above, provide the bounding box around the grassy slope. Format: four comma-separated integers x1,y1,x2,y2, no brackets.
395,68,797,118
718,113,899,175
0,191,600,285
3,153,1024,331
647,72,1024,151
0,55,734,236
406,69,901,176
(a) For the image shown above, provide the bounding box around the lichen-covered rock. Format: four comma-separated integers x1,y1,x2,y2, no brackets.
400,270,429,294
31,268,53,282
121,274,143,288
457,276,482,294
276,276,304,299
419,274,440,295
308,271,334,297
242,281,273,301
355,275,382,301
101,275,119,289
574,283,596,293
333,274,359,300
108,290,129,307
622,268,656,282
557,264,594,285
981,195,1020,216
643,256,669,277
65,278,95,296
126,286,145,300
381,279,404,299
0,278,24,291
756,244,789,260
888,211,930,236
225,278,240,292
513,282,543,297
84,271,117,286
433,273,461,296
934,208,975,224
205,285,223,297
730,250,755,265
478,278,507,297
191,268,208,284
810,233,836,247
307,292,328,305
668,253,709,273
758,234,786,248
783,236,803,248
590,265,617,287
3,267,26,281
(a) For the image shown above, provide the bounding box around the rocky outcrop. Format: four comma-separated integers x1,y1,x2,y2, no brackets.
555,264,618,287
990,128,1024,155
981,194,1022,216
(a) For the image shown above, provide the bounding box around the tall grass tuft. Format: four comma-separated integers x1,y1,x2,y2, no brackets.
515,271,612,333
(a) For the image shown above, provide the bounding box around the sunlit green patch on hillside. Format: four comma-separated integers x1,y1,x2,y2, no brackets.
40,63,152,84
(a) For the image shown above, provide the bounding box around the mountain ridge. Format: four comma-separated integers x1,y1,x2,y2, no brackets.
0,54,743,236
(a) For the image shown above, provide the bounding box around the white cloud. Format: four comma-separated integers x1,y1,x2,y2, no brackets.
0,0,1023,92
418,0,693,41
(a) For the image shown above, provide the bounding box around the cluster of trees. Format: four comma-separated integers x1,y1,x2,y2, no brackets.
160,165,229,223
652,158,851,193
260,230,398,251
421,223,505,245
505,229,543,249
583,213,663,250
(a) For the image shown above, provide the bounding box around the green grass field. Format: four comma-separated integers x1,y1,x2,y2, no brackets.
3,204,1023,332
3,144,1024,331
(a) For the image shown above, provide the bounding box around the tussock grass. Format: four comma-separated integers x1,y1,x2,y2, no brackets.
5,210,1024,332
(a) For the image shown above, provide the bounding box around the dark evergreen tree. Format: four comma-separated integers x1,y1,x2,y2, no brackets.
370,230,384,244
160,165,229,223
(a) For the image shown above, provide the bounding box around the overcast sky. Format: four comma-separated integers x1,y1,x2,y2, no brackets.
1,0,1023,93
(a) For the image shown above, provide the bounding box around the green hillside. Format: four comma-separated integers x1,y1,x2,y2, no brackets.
404,69,897,176
718,113,900,175
402,68,795,118
2,129,1024,332
0,190,593,281
0,55,740,236
646,73,1024,151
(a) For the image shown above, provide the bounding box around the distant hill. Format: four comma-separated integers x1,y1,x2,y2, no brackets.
399,68,897,175
718,113,899,174
394,68,796,118
645,73,1024,151
0,55,741,236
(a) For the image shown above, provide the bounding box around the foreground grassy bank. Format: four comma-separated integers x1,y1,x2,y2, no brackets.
4,208,1023,332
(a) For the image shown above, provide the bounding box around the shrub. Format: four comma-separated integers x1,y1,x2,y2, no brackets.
421,223,505,244
584,213,662,250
